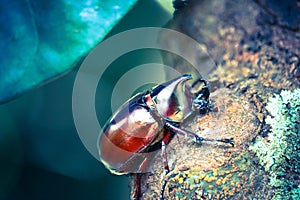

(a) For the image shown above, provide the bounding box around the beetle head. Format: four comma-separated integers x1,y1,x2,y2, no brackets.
151,74,193,122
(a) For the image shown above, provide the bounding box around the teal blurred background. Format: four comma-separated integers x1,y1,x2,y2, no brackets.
0,0,171,199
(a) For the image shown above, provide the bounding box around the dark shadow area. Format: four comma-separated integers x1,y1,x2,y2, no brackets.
0,0,171,199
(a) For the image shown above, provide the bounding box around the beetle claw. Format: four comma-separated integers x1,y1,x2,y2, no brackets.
219,138,235,147
194,135,204,145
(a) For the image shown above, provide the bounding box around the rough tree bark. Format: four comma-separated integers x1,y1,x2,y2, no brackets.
131,0,300,199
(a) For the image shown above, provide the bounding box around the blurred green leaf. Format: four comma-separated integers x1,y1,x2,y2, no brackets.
156,0,174,14
0,0,138,103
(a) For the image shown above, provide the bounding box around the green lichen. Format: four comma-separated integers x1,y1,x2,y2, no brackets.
166,152,266,199
250,89,300,200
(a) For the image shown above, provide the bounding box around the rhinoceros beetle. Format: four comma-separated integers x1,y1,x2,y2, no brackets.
98,74,234,200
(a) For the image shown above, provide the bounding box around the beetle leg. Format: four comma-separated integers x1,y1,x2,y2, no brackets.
160,142,169,200
160,130,173,200
133,173,142,200
133,156,153,200
165,122,234,147
162,140,170,174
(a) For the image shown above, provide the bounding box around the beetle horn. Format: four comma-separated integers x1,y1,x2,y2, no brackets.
151,74,193,122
